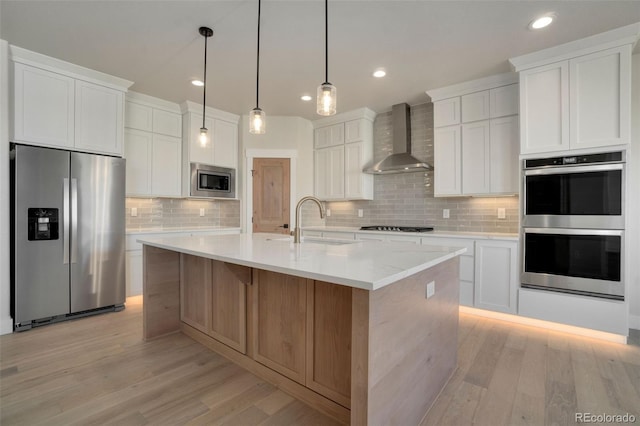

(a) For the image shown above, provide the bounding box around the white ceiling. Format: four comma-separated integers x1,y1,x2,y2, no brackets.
1,1,639,120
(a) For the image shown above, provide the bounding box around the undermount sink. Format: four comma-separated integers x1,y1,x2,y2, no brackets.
266,236,357,246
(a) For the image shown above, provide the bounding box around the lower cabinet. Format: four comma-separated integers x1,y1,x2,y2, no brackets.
251,269,308,384
474,240,518,314
180,254,249,354
306,281,352,408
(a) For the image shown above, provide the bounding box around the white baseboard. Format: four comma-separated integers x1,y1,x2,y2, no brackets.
630,314,640,330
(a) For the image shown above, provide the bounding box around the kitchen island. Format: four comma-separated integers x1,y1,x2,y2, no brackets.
138,233,466,425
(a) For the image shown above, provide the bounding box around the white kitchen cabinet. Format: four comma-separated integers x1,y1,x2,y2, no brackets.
510,27,634,156
474,239,518,314
313,108,375,201
314,145,345,200
569,45,631,150
13,63,75,148
74,80,123,155
126,250,143,297
151,134,181,197
181,102,239,169
124,129,152,195
344,120,363,143
434,126,462,196
490,84,519,118
11,47,131,156
519,62,569,155
461,121,490,195
429,73,519,198
314,123,344,149
434,97,460,127
124,93,183,198
125,101,153,131
489,116,519,194
321,231,356,240
152,108,182,137
461,91,490,123
212,119,238,169
180,101,239,198
344,142,373,200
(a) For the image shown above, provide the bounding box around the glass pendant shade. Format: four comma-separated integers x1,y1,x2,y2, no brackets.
199,127,208,146
317,82,337,116
249,108,266,134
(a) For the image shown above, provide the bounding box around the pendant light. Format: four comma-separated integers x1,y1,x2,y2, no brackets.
249,0,266,134
317,0,336,116
198,26,213,146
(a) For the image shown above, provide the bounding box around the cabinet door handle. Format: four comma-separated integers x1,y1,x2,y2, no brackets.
278,224,289,229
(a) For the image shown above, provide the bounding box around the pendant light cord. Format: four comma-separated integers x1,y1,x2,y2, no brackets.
324,0,328,84
256,0,261,109
202,32,208,128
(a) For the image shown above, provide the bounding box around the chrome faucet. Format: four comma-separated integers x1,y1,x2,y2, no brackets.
292,196,325,243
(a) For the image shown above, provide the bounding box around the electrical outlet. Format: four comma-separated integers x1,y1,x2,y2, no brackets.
497,208,506,219
199,208,205,217
131,207,137,217
426,281,435,299
358,209,364,218
443,209,450,219
326,209,331,217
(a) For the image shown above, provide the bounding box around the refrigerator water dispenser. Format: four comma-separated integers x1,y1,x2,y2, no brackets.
27,208,59,241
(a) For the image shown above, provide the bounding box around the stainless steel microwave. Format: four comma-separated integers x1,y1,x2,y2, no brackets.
190,163,236,198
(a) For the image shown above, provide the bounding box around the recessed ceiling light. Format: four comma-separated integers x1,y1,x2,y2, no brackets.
191,79,204,86
529,14,555,30
373,69,386,78
301,95,312,101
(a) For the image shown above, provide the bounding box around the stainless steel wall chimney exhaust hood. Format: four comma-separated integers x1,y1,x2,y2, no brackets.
363,103,432,174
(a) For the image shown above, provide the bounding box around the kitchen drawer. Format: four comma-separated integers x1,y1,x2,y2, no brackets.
302,230,323,238
386,235,421,244
355,233,386,242
421,236,474,255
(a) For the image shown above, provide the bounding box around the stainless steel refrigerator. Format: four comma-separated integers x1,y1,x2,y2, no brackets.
11,144,126,331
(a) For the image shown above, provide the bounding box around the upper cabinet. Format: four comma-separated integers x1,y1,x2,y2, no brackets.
510,23,638,156
313,108,376,201
124,92,182,197
427,73,520,197
10,46,132,156
180,101,239,198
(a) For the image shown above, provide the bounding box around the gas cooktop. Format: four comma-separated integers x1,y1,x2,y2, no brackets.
359,226,434,233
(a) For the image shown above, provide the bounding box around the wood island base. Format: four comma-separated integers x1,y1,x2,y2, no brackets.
143,245,459,425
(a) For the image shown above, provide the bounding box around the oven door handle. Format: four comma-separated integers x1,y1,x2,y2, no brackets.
524,163,623,176
523,228,623,236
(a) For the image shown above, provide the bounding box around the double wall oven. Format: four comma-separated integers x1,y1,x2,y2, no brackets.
521,151,624,300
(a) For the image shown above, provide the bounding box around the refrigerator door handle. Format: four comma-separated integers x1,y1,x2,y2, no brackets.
63,178,70,264
71,178,78,264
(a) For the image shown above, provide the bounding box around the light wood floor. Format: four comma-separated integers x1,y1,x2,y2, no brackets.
1,296,639,426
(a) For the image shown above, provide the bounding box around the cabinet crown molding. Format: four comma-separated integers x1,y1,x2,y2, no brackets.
126,91,181,113
10,45,133,91
426,72,518,102
509,22,640,72
180,100,240,124
312,107,376,129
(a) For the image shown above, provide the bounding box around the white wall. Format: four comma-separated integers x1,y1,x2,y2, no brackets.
0,39,12,334
238,115,314,232
629,53,640,330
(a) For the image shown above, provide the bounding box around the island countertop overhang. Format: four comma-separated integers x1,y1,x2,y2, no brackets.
137,233,466,291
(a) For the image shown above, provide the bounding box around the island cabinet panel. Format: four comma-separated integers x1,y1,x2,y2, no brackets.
209,260,250,354
252,270,308,385
179,254,211,334
143,246,181,340
306,281,352,408
351,258,459,426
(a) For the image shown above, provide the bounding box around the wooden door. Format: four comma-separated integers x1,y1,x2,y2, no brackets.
210,260,250,354
251,269,307,384
252,158,290,234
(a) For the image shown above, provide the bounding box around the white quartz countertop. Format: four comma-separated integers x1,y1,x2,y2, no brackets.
302,226,519,241
137,233,467,291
